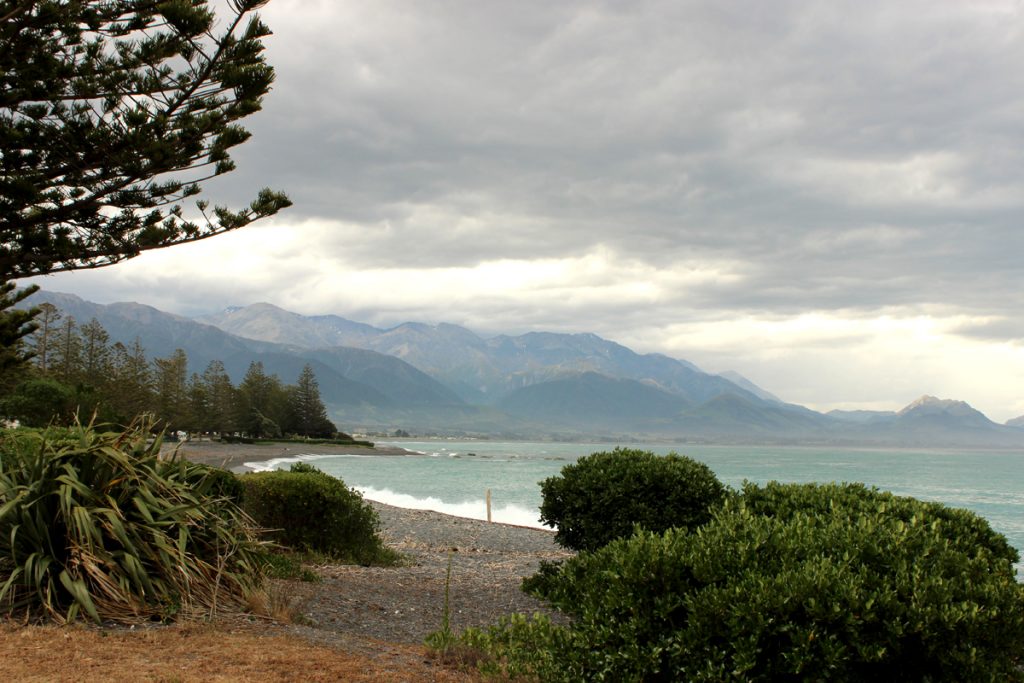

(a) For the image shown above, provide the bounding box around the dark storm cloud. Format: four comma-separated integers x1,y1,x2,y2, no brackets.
199,0,1024,337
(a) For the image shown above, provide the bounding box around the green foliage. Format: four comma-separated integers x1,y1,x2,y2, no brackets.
512,482,1024,682
740,480,1020,563
0,282,39,393
239,463,399,566
437,612,576,681
237,361,289,438
424,554,457,655
0,376,76,426
0,420,264,623
288,364,336,438
256,550,321,583
519,558,566,598
153,349,189,431
538,447,727,552
13,307,354,440
189,463,245,506
0,0,290,280
191,360,239,435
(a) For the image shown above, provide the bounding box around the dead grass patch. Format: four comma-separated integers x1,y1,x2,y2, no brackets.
0,622,478,682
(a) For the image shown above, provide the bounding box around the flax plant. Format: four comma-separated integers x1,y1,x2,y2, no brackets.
0,418,264,623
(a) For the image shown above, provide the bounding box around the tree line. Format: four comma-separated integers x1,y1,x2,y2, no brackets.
0,303,337,439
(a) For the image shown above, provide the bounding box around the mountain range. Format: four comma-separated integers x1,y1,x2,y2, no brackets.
24,291,1024,447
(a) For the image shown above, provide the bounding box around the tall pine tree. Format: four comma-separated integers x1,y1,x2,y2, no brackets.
237,361,285,438
49,316,82,385
109,339,153,423
1,0,290,279
200,360,237,435
0,282,38,391
29,302,61,374
153,349,189,432
288,364,336,438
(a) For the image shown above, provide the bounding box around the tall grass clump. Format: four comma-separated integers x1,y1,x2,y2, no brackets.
240,463,400,566
0,420,264,624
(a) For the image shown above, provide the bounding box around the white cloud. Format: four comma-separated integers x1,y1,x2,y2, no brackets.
642,312,1024,422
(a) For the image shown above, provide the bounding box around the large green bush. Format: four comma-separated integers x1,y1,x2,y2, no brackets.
741,480,1019,562
508,482,1024,681
0,422,263,623
538,447,726,552
240,463,397,565
0,377,76,427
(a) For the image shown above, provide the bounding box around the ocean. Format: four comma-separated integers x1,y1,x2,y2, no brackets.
245,440,1024,579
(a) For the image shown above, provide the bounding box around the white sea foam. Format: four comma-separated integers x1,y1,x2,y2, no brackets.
238,454,547,528
242,452,372,472
355,485,547,529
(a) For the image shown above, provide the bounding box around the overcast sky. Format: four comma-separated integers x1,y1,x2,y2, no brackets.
29,0,1024,421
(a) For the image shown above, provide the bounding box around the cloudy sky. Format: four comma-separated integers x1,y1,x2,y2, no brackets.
29,0,1024,421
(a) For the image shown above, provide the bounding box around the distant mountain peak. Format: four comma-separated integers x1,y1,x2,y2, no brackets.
898,395,971,415
896,395,995,428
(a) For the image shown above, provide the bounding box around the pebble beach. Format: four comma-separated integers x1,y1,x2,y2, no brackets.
176,440,571,646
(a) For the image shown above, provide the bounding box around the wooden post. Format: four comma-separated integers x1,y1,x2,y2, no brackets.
486,488,492,523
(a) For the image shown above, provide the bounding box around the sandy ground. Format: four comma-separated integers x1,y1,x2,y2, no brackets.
167,439,413,472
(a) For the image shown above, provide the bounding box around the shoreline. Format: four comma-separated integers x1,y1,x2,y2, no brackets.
171,438,549,529
168,439,415,472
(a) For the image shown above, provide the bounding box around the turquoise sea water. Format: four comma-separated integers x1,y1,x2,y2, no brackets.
245,441,1024,579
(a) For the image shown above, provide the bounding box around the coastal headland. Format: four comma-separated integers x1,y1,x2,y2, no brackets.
168,439,414,471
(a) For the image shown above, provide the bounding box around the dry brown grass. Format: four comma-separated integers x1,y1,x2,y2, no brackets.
0,621,479,682
244,582,307,625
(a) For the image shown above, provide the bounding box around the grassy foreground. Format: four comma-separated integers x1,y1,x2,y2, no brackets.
0,620,477,682
0,436,471,679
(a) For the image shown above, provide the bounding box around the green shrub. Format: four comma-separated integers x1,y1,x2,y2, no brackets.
0,421,263,624
0,378,77,427
240,464,398,565
538,447,726,552
256,550,321,582
516,482,1024,681
740,480,1019,562
449,613,577,681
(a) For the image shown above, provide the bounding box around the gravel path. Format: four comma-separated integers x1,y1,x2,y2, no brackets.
283,502,572,650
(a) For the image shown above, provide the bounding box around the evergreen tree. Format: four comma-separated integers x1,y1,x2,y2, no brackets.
1,1,290,385
29,302,61,373
109,338,153,423
49,316,82,385
237,360,283,437
0,0,290,280
186,372,208,434
288,364,336,438
200,360,237,435
79,318,112,388
0,282,38,391
153,349,189,432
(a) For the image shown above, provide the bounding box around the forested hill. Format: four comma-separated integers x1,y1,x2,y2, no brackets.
19,291,465,428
